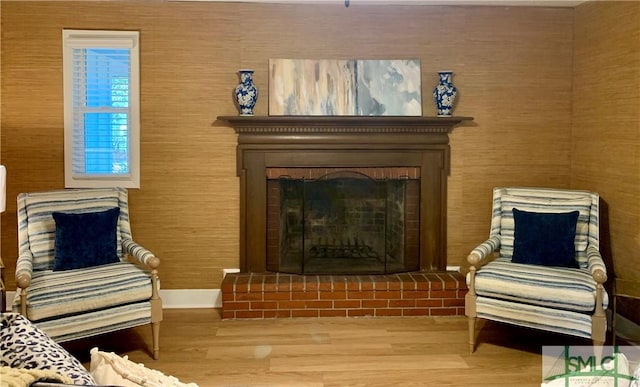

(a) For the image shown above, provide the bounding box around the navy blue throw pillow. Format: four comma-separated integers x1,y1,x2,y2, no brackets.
52,207,120,271
511,208,579,268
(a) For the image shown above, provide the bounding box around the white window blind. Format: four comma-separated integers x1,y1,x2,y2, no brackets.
63,30,140,188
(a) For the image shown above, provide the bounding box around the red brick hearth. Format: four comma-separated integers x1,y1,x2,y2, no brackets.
221,271,467,319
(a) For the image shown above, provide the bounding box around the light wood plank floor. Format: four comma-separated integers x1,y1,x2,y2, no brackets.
62,308,597,387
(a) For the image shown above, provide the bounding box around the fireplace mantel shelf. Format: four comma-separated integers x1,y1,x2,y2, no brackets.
217,115,473,133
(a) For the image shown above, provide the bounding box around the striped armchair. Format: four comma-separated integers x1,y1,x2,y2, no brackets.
13,188,162,359
465,187,608,353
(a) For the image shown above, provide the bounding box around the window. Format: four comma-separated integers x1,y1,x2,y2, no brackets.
63,30,140,188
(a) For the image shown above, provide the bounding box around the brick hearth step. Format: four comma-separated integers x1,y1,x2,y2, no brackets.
221,272,467,319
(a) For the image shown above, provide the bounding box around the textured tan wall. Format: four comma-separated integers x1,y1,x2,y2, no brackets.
573,1,640,321
1,1,574,289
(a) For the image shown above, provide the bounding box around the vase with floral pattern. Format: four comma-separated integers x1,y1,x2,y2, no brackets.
433,71,457,117
235,69,258,116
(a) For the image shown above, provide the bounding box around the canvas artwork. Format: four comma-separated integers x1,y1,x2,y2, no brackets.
268,59,422,116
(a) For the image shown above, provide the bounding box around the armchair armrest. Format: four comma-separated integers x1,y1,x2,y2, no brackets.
122,239,160,269
15,253,34,315
467,235,500,267
123,238,163,346
466,235,500,309
585,244,607,342
586,245,607,284
15,253,34,289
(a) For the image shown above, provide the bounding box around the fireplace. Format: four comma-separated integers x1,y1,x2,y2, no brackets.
267,167,420,275
217,115,472,319
217,115,472,273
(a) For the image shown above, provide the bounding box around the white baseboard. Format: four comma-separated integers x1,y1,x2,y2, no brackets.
6,291,15,310
160,289,221,308
223,268,240,276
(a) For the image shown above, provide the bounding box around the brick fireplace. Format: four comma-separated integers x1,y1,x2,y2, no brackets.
218,115,472,319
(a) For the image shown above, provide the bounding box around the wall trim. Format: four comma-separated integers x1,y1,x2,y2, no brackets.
6,291,15,310
160,289,221,308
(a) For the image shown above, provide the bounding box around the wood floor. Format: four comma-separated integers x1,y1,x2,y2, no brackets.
62,308,597,387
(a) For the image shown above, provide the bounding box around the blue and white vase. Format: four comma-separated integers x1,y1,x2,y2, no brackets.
433,71,457,117
235,69,258,116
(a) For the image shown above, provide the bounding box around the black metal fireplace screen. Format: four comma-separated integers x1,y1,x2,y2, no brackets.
268,171,420,275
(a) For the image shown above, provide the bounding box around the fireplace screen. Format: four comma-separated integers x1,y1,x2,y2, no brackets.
267,171,420,275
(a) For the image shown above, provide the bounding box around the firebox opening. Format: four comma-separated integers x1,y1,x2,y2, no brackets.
267,170,420,275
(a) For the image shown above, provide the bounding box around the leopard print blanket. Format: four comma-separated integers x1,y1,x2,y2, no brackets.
0,313,95,385
0,365,73,386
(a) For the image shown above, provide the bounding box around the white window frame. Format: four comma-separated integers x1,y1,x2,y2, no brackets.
63,29,140,188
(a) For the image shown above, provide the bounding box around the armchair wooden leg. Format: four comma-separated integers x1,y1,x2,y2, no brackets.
19,288,27,316
151,321,160,360
468,316,476,354
465,269,477,354
592,315,606,347
592,341,605,366
591,282,607,347
150,269,162,360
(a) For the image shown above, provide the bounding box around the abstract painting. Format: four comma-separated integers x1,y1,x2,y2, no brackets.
269,59,422,116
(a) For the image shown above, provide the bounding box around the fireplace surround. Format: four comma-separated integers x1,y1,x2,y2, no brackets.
217,115,472,273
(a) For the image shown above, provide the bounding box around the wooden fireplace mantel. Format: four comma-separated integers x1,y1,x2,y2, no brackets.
217,115,473,133
217,115,473,273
